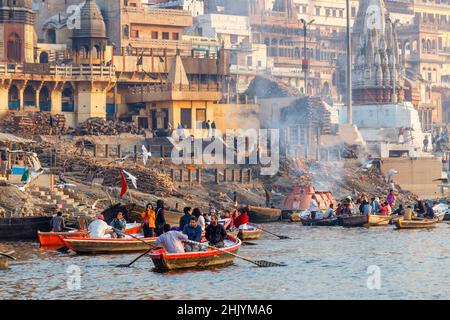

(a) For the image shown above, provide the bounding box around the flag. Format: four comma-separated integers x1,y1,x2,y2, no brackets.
120,169,128,197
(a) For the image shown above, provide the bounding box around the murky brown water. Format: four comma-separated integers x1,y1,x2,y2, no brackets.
1,223,450,300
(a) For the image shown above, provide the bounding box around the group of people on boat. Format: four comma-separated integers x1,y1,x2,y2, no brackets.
307,189,436,221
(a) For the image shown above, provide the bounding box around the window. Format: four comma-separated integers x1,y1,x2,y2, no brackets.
325,8,330,16
315,6,321,15
181,108,192,129
172,32,179,40
247,56,253,67
130,29,139,38
230,34,238,44
351,7,356,17
151,31,158,39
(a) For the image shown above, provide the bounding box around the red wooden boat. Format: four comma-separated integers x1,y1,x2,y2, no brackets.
149,236,241,272
38,223,142,250
61,235,157,254
229,226,263,240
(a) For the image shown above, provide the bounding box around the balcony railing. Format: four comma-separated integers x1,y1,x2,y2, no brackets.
0,63,116,78
128,83,220,95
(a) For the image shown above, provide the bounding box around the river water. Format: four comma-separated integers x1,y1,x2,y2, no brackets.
1,223,449,300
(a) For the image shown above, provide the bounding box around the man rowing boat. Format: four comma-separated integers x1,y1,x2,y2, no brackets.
205,214,227,248
155,224,188,254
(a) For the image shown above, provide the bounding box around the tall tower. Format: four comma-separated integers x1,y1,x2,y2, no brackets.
0,0,35,63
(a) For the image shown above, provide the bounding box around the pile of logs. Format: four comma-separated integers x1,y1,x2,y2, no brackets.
72,118,143,136
0,112,66,137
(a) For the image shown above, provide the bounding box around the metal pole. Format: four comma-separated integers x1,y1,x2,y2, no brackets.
303,24,307,93
346,0,352,124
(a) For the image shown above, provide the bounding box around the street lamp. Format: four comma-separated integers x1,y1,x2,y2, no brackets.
299,18,314,95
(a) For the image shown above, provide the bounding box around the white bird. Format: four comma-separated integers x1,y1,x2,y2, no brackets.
386,168,398,183
108,154,132,165
142,145,152,166
122,169,138,189
357,160,373,172
11,184,26,192
52,183,78,189
91,198,108,210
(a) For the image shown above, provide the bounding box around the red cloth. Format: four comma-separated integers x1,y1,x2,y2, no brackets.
120,169,128,197
379,204,388,216
234,213,249,228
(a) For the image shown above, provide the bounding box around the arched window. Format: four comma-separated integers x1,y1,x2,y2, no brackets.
8,85,20,110
39,86,51,112
7,33,21,62
24,85,36,107
62,84,75,112
39,52,49,64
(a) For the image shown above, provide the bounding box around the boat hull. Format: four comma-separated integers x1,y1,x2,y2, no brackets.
300,217,339,226
367,215,392,226
229,227,262,240
38,223,143,249
62,237,157,254
149,236,241,272
338,215,368,227
246,207,281,223
395,218,438,229
0,216,52,240
0,256,8,269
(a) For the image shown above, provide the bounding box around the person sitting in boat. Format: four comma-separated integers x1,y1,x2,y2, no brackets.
205,214,227,248
50,211,66,232
340,200,352,216
379,202,390,216
88,214,114,238
193,208,206,232
415,200,426,217
424,203,435,219
155,224,188,254
371,197,381,214
233,208,249,230
393,204,405,216
309,194,320,220
155,200,166,236
141,203,156,238
403,206,414,220
183,217,202,252
324,204,336,219
179,207,193,230
110,212,127,238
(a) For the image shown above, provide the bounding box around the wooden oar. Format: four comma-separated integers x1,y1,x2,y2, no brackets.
112,228,158,268
248,223,291,239
0,251,16,260
185,240,286,268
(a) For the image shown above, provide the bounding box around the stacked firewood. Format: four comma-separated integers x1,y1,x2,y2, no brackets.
0,112,66,137
72,118,143,136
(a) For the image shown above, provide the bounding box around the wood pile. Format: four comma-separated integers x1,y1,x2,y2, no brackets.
72,118,143,136
0,113,66,137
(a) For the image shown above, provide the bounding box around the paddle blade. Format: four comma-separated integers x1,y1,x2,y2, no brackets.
254,260,287,268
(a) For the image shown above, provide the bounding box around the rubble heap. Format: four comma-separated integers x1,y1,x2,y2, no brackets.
1,113,66,137
72,118,143,136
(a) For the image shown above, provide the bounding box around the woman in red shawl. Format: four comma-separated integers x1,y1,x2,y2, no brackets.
233,209,249,229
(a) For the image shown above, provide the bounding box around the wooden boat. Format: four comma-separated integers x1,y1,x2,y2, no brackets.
300,217,339,226
395,218,438,229
229,226,263,240
149,236,241,272
0,216,52,240
337,215,368,227
246,206,281,223
366,215,392,226
61,236,157,254
38,223,143,250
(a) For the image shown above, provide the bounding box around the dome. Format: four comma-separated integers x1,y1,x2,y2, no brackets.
72,0,107,39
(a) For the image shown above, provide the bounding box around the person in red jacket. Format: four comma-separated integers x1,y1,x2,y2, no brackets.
233,209,249,229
